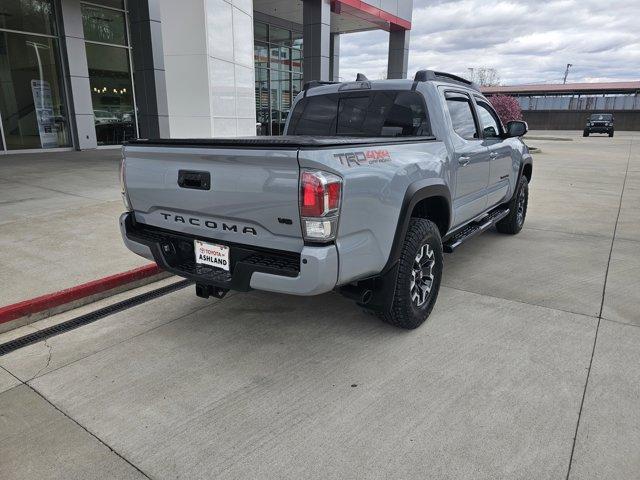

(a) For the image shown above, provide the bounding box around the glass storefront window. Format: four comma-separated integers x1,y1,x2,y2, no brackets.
254,21,267,42
254,42,268,69
291,48,302,73
292,31,303,50
87,0,125,9
81,4,127,45
85,43,135,145
269,69,282,135
81,1,136,146
292,74,302,99
0,0,56,36
0,31,71,150
254,21,303,135
269,26,290,45
255,68,269,136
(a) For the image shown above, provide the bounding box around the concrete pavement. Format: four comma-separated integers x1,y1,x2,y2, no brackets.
0,132,639,479
0,149,149,307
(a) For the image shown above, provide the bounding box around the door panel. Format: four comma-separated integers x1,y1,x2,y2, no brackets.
475,99,513,207
486,144,513,206
444,91,490,226
453,143,490,224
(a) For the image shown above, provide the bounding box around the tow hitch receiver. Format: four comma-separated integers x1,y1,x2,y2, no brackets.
195,283,229,299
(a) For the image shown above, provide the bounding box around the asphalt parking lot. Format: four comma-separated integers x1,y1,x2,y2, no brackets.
1,131,639,479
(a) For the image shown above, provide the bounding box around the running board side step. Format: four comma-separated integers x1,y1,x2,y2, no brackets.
443,208,510,253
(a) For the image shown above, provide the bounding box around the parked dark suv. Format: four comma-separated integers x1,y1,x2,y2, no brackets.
584,113,614,137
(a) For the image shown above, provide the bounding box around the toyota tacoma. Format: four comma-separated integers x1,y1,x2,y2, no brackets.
120,70,532,329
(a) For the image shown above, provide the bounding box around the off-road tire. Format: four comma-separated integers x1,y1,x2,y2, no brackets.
496,175,529,234
609,130,614,137
583,131,589,137
379,218,443,330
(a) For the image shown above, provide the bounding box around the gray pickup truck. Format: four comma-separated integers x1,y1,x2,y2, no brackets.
120,70,532,329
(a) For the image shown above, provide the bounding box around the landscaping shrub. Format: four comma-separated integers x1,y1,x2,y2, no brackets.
489,95,523,124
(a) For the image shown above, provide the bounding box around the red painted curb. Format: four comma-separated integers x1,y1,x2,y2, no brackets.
0,264,163,325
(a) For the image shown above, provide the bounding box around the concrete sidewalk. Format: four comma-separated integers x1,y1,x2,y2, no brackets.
1,132,639,479
0,149,149,308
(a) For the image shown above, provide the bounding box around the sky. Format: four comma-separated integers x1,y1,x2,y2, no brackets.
338,0,640,85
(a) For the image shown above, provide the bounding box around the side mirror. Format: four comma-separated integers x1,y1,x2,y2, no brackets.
506,120,528,138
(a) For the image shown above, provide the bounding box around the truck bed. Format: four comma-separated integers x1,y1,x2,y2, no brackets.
126,135,437,149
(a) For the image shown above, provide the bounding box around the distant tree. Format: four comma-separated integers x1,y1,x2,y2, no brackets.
488,95,523,124
467,67,501,86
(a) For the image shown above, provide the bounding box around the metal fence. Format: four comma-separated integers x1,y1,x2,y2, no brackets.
515,94,640,111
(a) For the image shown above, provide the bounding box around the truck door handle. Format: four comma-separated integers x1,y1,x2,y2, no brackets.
458,156,471,166
178,170,211,190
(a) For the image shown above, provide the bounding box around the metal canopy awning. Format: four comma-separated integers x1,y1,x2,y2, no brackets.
253,0,411,33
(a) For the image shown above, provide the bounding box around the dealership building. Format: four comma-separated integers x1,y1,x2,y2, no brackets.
0,0,413,153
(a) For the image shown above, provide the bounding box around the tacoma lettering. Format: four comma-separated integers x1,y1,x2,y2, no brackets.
159,213,257,236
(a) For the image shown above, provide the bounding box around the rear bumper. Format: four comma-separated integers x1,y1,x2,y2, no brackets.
119,213,338,296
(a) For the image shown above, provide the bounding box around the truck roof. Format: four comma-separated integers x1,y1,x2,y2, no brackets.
303,70,480,96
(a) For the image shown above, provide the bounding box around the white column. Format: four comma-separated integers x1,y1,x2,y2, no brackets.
159,0,256,138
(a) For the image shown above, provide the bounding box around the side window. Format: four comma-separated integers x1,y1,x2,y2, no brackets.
475,101,502,139
445,93,478,141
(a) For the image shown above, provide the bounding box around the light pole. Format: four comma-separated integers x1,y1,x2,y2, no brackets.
563,63,573,84
26,41,50,108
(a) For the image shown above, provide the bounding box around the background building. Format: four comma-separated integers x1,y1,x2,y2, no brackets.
483,82,640,131
0,0,413,153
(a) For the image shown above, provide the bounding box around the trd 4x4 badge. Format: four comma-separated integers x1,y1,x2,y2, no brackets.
334,149,392,167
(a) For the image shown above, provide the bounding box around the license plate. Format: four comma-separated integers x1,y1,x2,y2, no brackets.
194,240,230,271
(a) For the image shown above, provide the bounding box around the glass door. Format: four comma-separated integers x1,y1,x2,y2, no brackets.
253,21,303,135
81,0,137,145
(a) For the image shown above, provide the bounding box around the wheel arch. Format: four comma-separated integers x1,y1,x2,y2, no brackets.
382,180,451,274
520,154,533,183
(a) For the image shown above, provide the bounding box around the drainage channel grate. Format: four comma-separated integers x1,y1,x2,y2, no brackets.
0,279,192,357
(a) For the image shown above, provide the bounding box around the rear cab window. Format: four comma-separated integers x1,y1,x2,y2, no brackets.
287,90,431,137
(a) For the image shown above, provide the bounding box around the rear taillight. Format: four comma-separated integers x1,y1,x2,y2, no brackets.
300,170,342,242
120,150,132,211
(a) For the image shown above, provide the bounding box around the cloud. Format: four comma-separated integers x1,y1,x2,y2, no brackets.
338,0,640,84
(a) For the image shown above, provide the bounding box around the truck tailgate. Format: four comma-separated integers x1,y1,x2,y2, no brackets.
124,145,303,252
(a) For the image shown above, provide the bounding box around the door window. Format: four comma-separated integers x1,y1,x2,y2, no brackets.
445,94,478,140
475,101,502,139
